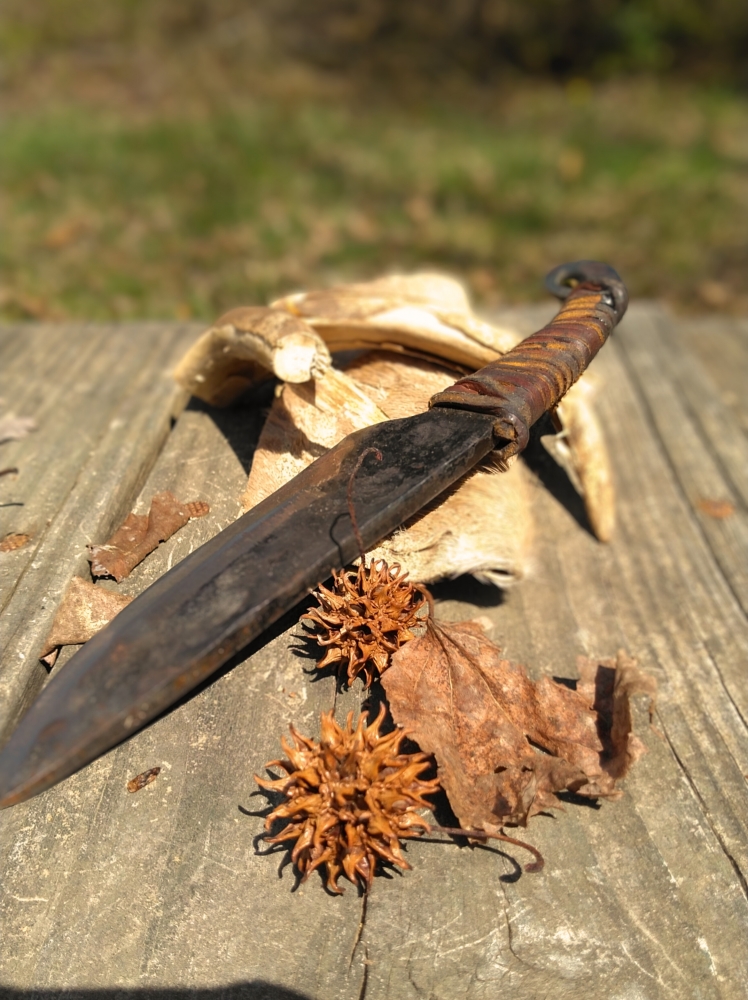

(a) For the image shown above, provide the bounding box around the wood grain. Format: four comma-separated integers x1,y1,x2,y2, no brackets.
0,322,201,736
0,307,746,999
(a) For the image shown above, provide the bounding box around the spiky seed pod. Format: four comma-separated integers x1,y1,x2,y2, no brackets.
255,708,440,894
302,559,427,686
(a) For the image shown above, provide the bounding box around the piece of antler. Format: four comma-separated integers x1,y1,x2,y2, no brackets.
173,306,332,407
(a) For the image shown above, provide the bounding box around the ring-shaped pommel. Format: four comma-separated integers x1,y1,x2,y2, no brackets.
544,260,629,323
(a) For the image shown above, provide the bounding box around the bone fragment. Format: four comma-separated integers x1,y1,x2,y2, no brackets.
547,379,616,542
273,272,522,369
173,306,332,406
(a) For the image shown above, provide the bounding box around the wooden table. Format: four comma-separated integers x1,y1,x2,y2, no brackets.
1,306,747,999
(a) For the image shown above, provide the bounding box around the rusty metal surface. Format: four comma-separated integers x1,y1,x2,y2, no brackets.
430,261,627,459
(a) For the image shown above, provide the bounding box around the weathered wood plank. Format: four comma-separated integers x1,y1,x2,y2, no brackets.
0,400,367,998
359,311,748,999
0,320,173,600
617,305,748,615
669,316,748,487
0,322,202,737
675,315,748,439
1,306,747,999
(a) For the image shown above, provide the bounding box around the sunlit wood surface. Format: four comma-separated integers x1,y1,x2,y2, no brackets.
1,304,747,1000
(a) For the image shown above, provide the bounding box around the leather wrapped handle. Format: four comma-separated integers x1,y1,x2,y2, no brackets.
429,260,628,461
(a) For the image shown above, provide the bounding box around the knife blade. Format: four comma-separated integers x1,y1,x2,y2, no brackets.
0,261,627,808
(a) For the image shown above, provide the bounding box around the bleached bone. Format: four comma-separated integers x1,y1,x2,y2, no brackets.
273,272,521,367
173,306,332,407
551,379,615,542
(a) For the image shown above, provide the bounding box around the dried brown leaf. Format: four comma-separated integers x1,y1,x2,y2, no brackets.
184,500,210,518
0,532,31,553
40,576,133,664
127,767,161,793
576,651,657,784
382,621,655,830
87,491,210,582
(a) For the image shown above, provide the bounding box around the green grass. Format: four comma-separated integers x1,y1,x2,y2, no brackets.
1,80,747,322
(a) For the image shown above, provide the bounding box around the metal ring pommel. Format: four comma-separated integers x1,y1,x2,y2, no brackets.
544,260,629,323
429,260,629,461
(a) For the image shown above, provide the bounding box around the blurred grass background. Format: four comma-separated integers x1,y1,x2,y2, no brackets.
1,0,747,322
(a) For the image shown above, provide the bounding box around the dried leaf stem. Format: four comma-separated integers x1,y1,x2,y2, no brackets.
425,824,544,872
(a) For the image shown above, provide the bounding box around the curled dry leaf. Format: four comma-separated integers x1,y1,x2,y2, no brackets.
0,532,31,553
88,491,210,582
127,767,161,793
255,707,439,894
40,576,133,665
302,559,427,686
382,620,656,830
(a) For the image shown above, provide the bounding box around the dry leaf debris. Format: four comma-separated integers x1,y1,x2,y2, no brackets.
696,497,736,519
88,491,210,582
255,708,440,894
302,560,427,686
257,562,654,891
127,767,161,793
0,532,31,553
382,620,656,830
40,576,133,666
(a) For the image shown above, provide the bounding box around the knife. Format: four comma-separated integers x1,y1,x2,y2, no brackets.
0,261,627,808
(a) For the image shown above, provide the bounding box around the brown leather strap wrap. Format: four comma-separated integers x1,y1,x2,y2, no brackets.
429,263,627,461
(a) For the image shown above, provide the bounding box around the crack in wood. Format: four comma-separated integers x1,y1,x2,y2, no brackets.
661,720,748,903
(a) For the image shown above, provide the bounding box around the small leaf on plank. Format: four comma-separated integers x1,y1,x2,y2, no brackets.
696,497,736,519
127,767,161,793
0,532,31,553
87,491,210,582
40,576,133,665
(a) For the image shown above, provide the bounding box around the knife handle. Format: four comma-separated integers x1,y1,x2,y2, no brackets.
429,261,628,460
